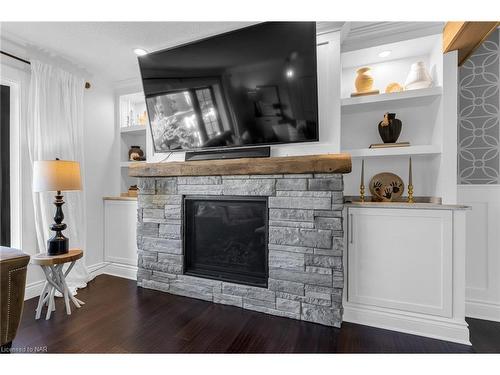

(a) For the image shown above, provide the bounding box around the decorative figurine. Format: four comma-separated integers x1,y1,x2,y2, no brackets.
378,112,403,144
385,82,403,93
351,67,379,97
369,172,405,202
404,61,433,90
129,145,145,161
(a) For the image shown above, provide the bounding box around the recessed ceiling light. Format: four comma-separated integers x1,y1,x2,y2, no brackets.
378,50,391,58
133,48,148,56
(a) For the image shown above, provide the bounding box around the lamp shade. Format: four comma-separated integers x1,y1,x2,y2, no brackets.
33,160,82,192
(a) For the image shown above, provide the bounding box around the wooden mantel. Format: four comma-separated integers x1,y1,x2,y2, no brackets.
129,153,352,177
443,21,499,66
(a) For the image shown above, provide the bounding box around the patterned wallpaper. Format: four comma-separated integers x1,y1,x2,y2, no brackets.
458,30,500,184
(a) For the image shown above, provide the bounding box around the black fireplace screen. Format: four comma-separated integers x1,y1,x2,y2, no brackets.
183,196,268,287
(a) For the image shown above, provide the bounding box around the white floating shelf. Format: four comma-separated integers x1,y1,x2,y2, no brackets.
341,86,442,113
120,125,147,134
120,161,146,168
342,144,442,158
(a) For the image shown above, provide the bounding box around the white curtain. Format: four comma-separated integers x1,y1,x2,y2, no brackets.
27,60,90,293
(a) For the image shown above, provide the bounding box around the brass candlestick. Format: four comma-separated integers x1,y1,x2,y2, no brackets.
360,159,365,202
407,157,414,203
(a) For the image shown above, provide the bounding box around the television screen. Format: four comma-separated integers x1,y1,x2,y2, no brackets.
139,22,318,152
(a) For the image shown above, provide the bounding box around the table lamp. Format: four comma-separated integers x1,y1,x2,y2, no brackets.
32,159,82,255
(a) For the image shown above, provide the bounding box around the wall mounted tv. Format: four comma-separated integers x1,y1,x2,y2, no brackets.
138,22,319,153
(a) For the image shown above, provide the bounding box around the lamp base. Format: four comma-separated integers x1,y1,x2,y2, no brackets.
47,235,69,256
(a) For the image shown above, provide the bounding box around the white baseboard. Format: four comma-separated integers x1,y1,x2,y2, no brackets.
343,303,471,346
466,300,500,322
92,262,138,281
25,262,137,300
24,279,46,300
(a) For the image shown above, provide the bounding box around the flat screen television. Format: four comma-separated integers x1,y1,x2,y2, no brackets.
138,22,318,153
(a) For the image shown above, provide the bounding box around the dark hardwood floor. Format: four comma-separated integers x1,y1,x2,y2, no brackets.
12,275,499,353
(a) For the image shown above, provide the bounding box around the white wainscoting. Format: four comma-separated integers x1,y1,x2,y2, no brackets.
458,185,500,322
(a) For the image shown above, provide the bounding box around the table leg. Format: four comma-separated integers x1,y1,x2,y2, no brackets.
46,286,56,320
35,281,49,320
57,265,71,315
36,261,85,320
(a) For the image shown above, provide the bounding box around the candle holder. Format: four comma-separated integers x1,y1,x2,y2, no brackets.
407,157,414,203
360,159,365,202
407,184,414,203
360,184,365,202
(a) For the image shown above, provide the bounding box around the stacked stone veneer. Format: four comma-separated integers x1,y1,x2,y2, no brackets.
136,173,344,327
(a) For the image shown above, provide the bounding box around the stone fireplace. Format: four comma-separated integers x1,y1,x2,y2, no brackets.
133,154,350,327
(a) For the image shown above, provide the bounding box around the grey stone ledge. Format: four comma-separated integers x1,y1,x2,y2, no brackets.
283,174,314,179
276,298,301,314
177,176,222,185
308,178,343,191
269,227,332,249
268,278,305,296
213,293,243,308
268,244,314,254
156,178,177,195
269,208,314,222
269,220,315,229
269,268,332,287
269,250,305,270
222,179,275,196
269,196,331,210
177,185,223,195
276,179,308,191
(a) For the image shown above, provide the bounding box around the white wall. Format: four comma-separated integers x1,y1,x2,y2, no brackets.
82,81,119,267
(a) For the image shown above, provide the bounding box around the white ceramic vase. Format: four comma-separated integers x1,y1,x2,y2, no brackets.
404,61,433,90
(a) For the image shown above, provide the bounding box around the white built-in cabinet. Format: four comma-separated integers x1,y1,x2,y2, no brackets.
104,198,138,267
343,205,470,344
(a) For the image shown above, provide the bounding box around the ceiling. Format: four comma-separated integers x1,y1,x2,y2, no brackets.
0,21,443,86
0,22,255,85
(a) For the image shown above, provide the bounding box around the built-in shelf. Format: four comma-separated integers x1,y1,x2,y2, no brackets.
342,144,442,158
120,125,147,134
341,86,442,114
120,161,146,168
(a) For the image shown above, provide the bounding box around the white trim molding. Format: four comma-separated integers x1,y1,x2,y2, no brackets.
458,184,500,322
88,262,138,281
344,302,471,346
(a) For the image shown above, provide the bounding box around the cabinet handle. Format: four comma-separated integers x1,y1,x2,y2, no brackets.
349,213,353,244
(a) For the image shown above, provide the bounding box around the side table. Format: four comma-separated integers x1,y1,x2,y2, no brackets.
31,249,85,320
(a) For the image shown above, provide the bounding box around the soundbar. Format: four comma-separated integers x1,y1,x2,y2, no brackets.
185,146,271,161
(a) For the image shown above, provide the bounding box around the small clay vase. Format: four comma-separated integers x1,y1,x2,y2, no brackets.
128,145,144,161
355,67,374,93
378,113,402,143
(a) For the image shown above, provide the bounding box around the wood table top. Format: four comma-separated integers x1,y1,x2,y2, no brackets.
31,249,83,266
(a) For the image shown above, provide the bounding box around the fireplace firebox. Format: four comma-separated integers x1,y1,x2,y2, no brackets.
183,196,268,287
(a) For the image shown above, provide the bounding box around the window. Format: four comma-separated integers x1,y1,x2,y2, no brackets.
195,87,221,138
0,84,10,246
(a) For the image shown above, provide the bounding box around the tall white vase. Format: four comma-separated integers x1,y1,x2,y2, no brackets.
404,61,433,90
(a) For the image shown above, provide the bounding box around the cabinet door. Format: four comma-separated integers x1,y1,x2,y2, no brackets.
347,207,453,317
104,200,138,266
